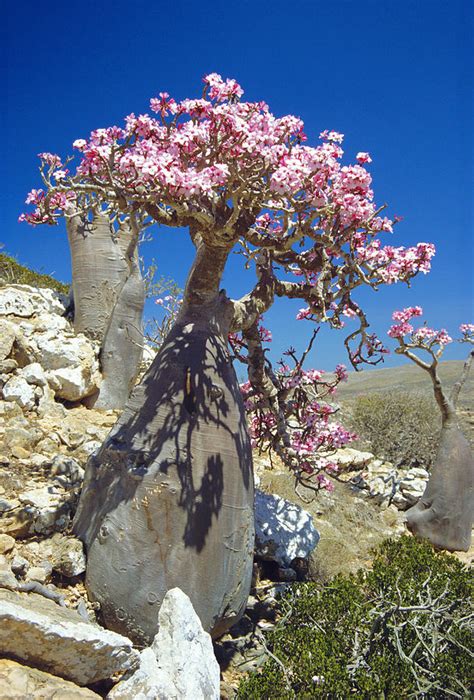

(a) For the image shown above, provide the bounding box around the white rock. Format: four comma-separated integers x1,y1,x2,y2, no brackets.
254,490,320,566
47,366,100,401
52,537,87,577
50,455,85,486
19,487,62,511
399,476,427,505
17,321,35,336
0,285,65,318
330,448,375,469
32,312,69,334
19,362,48,386
0,658,102,699
2,376,35,409
81,439,103,456
0,589,139,685
0,321,16,361
36,384,63,417
403,467,429,480
34,334,97,371
108,588,220,700
18,487,71,534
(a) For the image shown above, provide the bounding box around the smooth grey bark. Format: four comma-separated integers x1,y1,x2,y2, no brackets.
405,356,474,552
66,213,145,409
73,240,254,644
66,213,128,340
406,418,473,551
93,256,145,410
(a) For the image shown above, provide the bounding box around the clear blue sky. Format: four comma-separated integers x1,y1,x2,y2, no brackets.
3,0,473,371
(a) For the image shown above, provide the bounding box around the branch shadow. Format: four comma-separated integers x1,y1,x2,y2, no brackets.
73,316,252,556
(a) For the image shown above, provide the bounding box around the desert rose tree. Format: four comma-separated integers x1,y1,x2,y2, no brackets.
388,311,474,551
22,74,435,643
21,160,146,410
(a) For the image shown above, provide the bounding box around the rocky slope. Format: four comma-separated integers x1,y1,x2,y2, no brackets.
0,282,470,698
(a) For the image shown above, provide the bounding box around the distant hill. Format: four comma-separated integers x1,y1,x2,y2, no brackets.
337,360,474,409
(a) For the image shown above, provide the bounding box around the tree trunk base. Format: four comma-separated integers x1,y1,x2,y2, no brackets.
405,421,473,552
73,310,254,644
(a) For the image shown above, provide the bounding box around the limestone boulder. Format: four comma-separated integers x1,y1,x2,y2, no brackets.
47,365,101,402
0,320,16,360
399,467,430,507
328,447,375,469
0,659,102,699
0,589,139,685
18,485,74,535
254,490,320,567
2,376,35,410
0,285,66,318
34,334,96,372
108,588,220,700
19,362,47,387
51,536,87,577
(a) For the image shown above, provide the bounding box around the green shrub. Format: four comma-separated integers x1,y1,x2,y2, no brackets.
349,391,440,470
0,252,70,295
237,536,473,699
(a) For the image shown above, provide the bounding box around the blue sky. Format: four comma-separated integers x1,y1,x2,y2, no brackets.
3,0,473,371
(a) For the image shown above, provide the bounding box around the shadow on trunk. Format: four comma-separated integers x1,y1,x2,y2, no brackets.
73,307,254,645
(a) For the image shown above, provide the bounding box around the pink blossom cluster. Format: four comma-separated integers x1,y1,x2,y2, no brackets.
236,326,355,489
356,241,436,284
296,307,313,321
21,73,436,313
388,307,453,347
21,73,390,239
460,323,474,336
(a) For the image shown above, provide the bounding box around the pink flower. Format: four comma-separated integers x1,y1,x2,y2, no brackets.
38,152,62,167
296,307,312,320
319,130,344,143
388,322,414,338
72,139,87,150
335,364,348,381
25,189,45,205
392,306,423,322
435,329,452,345
460,323,474,334
356,152,372,164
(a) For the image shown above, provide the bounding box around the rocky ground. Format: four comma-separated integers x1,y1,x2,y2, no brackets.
0,282,472,698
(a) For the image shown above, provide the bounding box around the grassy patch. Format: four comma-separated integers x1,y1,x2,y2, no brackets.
0,252,70,295
349,390,440,470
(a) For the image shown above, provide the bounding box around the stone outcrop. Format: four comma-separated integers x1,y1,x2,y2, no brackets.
108,588,220,700
255,490,320,567
0,284,101,405
0,659,102,699
325,447,430,510
0,588,139,685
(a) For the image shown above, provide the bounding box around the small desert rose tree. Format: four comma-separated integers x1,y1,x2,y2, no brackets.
388,311,474,551
22,73,435,643
21,159,146,409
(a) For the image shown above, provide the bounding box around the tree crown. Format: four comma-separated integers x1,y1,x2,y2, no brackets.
21,73,435,363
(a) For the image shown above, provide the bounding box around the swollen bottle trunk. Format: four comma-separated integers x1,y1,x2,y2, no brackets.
406,417,473,551
73,302,254,644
